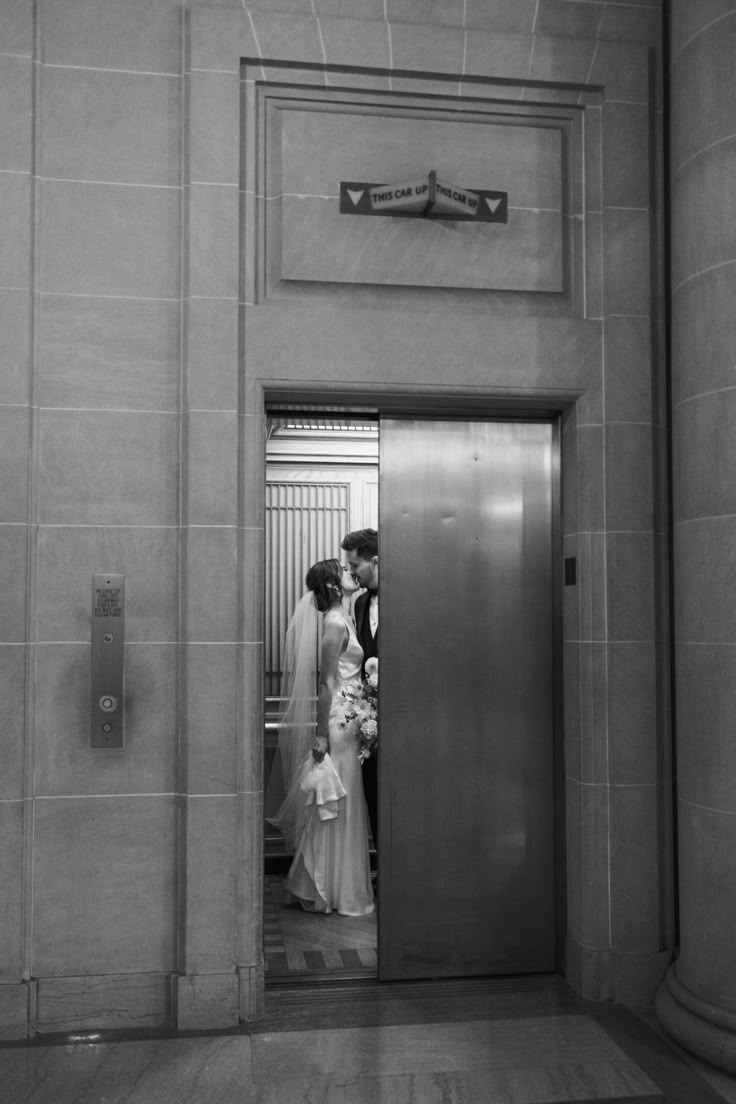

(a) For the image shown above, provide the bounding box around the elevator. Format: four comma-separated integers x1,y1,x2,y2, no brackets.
379,416,558,979
265,410,560,983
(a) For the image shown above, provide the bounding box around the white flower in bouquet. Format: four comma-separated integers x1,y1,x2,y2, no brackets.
361,717,378,740
364,657,379,689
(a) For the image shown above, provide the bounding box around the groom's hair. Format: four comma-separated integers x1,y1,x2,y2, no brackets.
341,528,378,560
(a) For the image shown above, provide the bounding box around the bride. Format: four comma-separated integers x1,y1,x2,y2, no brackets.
267,558,375,917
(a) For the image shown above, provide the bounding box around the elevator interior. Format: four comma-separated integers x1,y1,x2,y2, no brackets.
263,410,561,985
263,414,379,981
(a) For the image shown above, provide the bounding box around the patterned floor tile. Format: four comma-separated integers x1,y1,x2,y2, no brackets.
264,876,377,978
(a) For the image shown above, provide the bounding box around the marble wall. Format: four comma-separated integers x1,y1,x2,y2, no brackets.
0,0,668,1037
655,2,736,1073
0,0,185,1038
0,2,33,1044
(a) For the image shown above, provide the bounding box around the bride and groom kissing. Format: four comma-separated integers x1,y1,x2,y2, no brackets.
266,529,379,917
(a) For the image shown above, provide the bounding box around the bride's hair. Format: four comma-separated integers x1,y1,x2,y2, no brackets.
305,558,342,612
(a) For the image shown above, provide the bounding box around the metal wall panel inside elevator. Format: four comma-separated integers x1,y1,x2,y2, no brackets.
378,417,557,980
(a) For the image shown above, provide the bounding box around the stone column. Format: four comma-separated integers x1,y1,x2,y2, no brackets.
656,3,736,1072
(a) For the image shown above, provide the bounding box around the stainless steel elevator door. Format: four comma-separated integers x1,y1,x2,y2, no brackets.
378,418,557,980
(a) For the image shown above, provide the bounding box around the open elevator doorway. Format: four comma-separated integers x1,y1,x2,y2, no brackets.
262,404,560,988
263,411,380,982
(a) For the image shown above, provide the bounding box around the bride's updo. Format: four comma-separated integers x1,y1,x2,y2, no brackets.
306,558,342,612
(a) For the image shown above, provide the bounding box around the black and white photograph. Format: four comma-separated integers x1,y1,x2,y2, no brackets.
1,1,735,1101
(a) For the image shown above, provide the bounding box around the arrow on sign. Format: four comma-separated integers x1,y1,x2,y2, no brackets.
346,189,365,206
472,188,508,222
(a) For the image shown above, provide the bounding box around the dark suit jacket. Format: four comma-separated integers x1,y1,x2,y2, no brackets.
354,590,378,668
353,588,379,849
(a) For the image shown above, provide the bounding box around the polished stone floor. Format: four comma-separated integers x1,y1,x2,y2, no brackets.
264,875,377,978
4,976,736,1103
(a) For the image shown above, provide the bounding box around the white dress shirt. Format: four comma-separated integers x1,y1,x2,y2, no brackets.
369,592,378,637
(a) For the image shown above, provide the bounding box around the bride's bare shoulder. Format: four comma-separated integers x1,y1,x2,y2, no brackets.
323,609,349,630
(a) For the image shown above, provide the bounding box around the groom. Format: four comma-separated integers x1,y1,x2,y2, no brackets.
341,528,379,853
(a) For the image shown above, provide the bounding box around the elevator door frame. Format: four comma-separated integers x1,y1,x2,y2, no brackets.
262,394,566,981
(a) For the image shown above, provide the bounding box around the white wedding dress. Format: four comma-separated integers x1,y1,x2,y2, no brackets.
283,611,375,916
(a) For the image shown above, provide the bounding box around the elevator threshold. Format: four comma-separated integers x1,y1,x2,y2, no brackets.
263,974,569,1032
267,966,377,986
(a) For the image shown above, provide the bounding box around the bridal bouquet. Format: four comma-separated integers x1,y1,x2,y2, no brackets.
342,658,378,763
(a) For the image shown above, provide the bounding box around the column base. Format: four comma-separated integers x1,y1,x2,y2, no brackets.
656,964,736,1073
566,938,671,1005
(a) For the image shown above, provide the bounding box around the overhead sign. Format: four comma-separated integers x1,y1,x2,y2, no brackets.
340,170,507,223
342,177,431,215
432,176,481,217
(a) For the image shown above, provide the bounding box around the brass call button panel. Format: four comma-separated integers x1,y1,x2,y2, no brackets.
91,573,125,748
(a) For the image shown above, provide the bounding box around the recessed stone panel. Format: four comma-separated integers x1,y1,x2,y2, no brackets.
270,102,565,293
32,795,177,976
